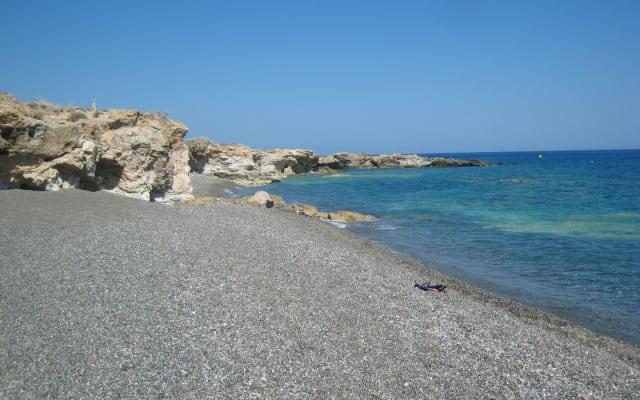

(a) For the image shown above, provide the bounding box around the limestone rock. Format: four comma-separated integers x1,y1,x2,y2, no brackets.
290,202,330,220
188,139,258,181
327,209,376,223
234,191,286,208
0,92,193,201
231,192,376,222
318,152,491,169
428,157,489,167
315,166,337,174
255,149,319,176
187,138,319,185
317,152,361,169
290,202,375,222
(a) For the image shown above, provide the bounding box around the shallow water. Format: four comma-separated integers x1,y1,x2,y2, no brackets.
234,150,640,344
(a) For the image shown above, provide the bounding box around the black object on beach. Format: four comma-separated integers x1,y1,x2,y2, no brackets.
414,280,446,292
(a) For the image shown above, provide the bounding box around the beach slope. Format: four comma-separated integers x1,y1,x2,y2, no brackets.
1,189,638,398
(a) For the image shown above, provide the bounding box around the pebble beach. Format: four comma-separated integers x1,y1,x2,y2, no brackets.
1,186,639,399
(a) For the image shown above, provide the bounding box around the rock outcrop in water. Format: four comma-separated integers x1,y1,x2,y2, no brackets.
187,137,319,185
188,140,490,186
290,202,376,222
228,190,376,222
0,93,192,201
318,152,490,169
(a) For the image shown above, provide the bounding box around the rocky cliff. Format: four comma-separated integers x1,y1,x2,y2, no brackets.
187,137,319,185
0,93,192,201
1,92,491,202
187,139,490,185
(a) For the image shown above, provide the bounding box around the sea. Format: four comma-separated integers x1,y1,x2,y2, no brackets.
231,150,640,345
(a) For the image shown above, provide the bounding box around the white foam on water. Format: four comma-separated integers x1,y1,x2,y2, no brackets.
376,225,398,230
325,220,347,229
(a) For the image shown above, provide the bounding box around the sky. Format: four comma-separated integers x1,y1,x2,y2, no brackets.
2,0,639,155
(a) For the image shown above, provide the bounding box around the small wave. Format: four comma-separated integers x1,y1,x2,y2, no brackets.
498,178,526,184
224,189,241,198
325,174,351,178
376,225,398,230
325,220,347,229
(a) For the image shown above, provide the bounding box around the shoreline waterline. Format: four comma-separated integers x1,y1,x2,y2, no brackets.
228,149,640,346
1,188,639,398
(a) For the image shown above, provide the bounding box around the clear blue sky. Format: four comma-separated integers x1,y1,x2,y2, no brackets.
2,0,639,154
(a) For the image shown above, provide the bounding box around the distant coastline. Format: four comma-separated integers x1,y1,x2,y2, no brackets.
240,150,640,345
1,92,490,200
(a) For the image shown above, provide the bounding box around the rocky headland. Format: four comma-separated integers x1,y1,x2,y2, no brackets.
186,139,491,185
1,92,489,206
186,137,319,185
318,151,490,170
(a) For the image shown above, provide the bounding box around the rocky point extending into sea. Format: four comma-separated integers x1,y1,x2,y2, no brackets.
1,92,489,201
1,92,491,221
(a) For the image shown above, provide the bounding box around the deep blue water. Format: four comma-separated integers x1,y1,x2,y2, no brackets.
233,150,640,345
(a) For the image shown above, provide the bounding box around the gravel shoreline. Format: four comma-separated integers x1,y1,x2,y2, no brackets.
1,189,638,399
190,174,241,198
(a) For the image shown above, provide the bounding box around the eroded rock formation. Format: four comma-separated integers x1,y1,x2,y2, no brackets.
290,202,376,222
187,137,319,185
229,190,376,223
318,152,490,169
0,93,192,201
233,190,287,209
1,92,491,204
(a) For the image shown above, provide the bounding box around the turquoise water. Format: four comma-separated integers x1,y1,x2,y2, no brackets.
234,150,640,344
